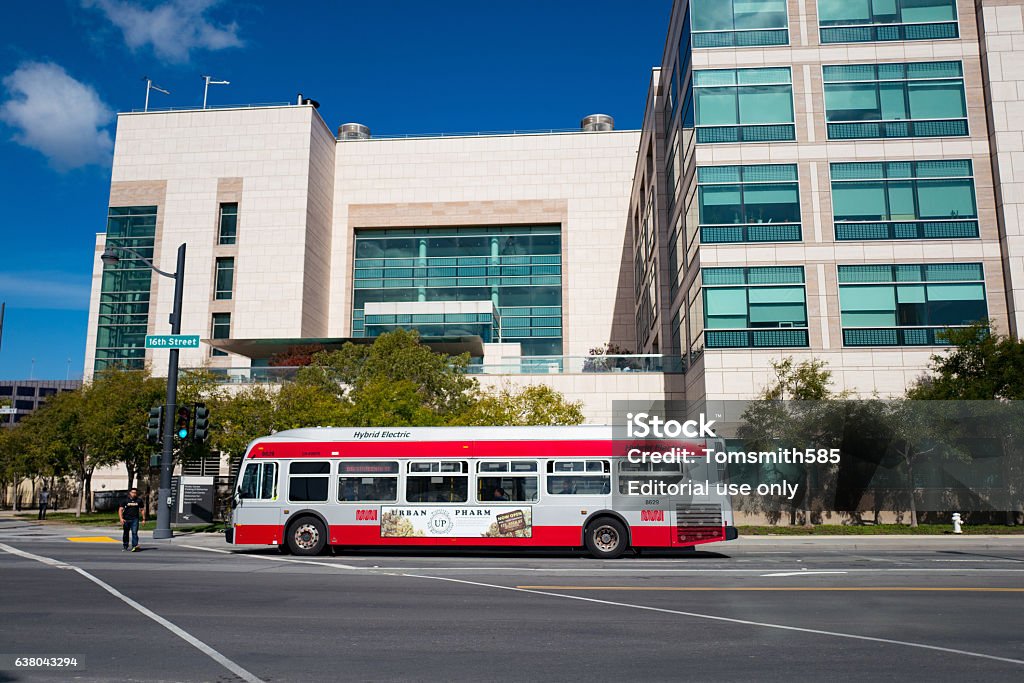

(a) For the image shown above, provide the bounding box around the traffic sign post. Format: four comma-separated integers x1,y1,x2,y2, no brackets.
145,335,200,349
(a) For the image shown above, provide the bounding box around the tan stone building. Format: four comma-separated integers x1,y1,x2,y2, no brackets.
632,0,1024,401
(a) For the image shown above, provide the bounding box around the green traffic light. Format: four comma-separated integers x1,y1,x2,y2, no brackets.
178,428,189,439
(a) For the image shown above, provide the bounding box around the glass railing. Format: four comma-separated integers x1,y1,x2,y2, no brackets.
191,354,687,384
827,118,968,140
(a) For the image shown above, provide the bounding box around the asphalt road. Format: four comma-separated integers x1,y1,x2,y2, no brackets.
1,519,1023,682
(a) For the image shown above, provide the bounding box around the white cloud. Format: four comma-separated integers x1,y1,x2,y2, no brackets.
0,62,114,171
84,0,243,63
0,272,92,311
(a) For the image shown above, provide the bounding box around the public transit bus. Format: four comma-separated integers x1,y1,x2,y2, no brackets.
227,425,738,558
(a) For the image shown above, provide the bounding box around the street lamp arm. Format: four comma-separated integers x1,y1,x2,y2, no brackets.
103,244,177,279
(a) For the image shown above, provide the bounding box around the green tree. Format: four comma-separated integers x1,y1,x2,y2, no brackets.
908,322,1024,400
300,329,478,424
737,357,847,526
453,384,585,426
209,384,278,465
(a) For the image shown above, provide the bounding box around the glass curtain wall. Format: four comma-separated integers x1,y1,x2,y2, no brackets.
838,263,987,346
831,160,978,240
819,0,959,43
95,206,157,371
353,226,562,356
824,61,967,139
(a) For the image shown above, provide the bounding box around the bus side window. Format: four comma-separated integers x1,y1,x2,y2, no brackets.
260,463,278,500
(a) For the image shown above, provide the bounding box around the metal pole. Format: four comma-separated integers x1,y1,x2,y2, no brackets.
203,77,209,109
153,243,186,540
144,79,151,112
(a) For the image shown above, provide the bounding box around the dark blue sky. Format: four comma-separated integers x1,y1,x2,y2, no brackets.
0,0,671,380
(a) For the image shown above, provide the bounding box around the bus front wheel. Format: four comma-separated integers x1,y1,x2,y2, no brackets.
585,518,628,559
287,516,327,556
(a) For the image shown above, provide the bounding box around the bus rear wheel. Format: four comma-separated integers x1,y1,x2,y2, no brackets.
585,518,628,559
287,516,327,556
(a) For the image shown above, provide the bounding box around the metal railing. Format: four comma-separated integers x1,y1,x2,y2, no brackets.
189,354,686,384
127,102,293,114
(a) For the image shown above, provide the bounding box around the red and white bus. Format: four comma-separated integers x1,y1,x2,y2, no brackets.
227,425,738,558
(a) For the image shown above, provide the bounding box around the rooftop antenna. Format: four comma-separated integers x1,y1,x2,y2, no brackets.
142,76,170,112
202,75,230,109
0,301,5,352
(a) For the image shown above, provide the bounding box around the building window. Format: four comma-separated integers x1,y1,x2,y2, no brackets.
692,0,789,48
694,67,795,144
214,257,235,300
697,164,801,244
832,160,979,240
211,312,230,357
352,226,562,357
823,61,967,140
702,267,808,348
838,263,987,346
218,203,238,245
819,0,959,44
95,206,158,372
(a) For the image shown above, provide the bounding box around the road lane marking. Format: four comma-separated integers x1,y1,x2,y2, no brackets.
400,573,1024,667
67,536,118,543
514,586,1024,592
761,571,848,577
0,543,263,683
181,544,360,570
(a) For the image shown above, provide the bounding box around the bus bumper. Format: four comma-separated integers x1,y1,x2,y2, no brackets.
725,526,739,541
224,527,234,544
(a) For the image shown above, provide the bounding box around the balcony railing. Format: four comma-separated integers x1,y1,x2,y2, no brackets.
842,326,959,347
701,223,801,244
705,328,809,349
189,354,687,384
827,118,968,140
820,21,958,44
835,220,979,241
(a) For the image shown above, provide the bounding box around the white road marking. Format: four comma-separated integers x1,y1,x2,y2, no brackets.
0,543,263,683
761,571,848,577
400,572,1024,667
182,544,359,570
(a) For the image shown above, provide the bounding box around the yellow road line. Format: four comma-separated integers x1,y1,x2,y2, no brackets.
515,586,1024,592
67,536,118,543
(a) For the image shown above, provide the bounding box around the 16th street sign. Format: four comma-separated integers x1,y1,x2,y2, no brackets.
145,334,200,349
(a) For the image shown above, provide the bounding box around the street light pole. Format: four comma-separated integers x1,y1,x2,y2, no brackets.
101,242,186,540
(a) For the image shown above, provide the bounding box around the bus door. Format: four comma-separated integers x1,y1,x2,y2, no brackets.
233,460,283,544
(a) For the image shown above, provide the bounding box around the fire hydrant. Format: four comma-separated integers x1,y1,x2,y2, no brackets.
952,512,963,534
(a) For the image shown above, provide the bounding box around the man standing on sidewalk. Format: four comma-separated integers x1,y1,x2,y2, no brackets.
118,488,146,552
37,487,49,520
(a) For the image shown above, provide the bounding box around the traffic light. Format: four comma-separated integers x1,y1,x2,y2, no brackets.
193,403,209,442
147,405,163,444
176,406,192,440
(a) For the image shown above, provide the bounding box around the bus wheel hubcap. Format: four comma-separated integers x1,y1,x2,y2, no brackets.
295,524,319,549
593,525,618,552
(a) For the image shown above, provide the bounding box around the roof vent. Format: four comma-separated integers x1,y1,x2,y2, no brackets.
296,93,320,109
338,123,371,140
581,114,614,132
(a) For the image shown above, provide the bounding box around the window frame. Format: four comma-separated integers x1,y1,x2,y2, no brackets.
214,257,235,300
286,461,331,503
405,460,469,503
830,160,979,240
692,0,791,48
697,164,802,244
818,0,960,44
218,203,238,245
822,61,968,140
837,263,988,346
693,67,796,144
701,267,809,349
238,462,277,501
